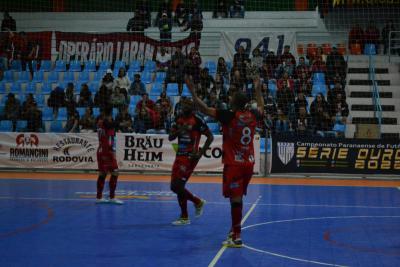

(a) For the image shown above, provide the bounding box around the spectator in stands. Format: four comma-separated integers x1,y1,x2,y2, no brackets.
216,57,229,81
173,96,186,117
327,82,346,104
348,24,365,50
156,46,171,71
65,82,77,110
364,21,380,50
129,73,146,95
213,73,228,100
277,72,295,91
189,0,203,18
310,93,331,136
135,92,155,114
166,58,185,93
77,84,93,108
171,46,186,67
111,87,127,111
279,45,296,65
65,107,80,133
293,106,313,136
244,58,259,84
251,48,263,69
175,0,190,27
157,0,173,23
230,67,245,91
213,0,229,18
79,107,95,133
20,93,36,123
296,71,312,96
233,45,248,75
295,56,310,79
25,102,43,132
186,46,202,84
158,12,173,43
48,86,66,116
263,50,278,79
329,92,348,124
294,92,308,114
1,12,16,32
326,46,346,81
115,106,134,133
94,85,112,112
276,77,295,116
102,69,115,91
156,91,173,127
199,67,215,97
114,67,131,92
205,90,226,110
230,0,245,18
276,57,295,79
134,104,154,133
311,57,327,74
182,12,203,41
382,20,396,55
264,93,277,132
136,0,151,28
147,103,168,134
126,13,147,35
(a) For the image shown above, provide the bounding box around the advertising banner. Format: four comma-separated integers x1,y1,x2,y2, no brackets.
219,32,297,63
271,135,400,174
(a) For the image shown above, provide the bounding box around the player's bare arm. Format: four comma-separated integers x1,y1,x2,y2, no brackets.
190,130,214,161
185,76,217,118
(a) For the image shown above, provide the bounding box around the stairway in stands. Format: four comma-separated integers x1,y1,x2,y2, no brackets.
346,55,400,139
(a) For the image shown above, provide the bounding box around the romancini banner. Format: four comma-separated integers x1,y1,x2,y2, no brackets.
271,135,400,174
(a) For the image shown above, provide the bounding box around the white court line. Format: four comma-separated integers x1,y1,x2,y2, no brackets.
208,196,262,267
242,215,400,266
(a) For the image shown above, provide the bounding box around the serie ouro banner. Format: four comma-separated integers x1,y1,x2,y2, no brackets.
0,133,261,174
117,133,261,174
219,32,297,63
271,135,400,174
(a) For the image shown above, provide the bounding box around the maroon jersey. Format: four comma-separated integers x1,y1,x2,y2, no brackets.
216,109,258,166
171,114,210,157
97,118,116,154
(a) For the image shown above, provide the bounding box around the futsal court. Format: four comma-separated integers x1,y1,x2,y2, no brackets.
1,172,400,267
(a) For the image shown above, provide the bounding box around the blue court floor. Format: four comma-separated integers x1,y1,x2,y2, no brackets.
0,177,400,267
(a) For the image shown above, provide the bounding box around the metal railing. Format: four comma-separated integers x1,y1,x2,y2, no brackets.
368,54,382,138
388,30,400,62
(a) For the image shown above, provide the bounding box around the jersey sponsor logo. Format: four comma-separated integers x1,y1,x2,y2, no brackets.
277,142,295,165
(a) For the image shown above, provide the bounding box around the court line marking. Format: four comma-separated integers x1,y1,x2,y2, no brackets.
242,215,400,266
0,196,400,210
208,196,262,267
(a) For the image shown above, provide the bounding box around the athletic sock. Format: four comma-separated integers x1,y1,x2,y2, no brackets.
109,175,118,199
96,175,106,199
184,189,201,205
178,193,188,218
231,202,243,240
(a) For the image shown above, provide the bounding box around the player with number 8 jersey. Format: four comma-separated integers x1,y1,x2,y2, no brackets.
186,75,264,248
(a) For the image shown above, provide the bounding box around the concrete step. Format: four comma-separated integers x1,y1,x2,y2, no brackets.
347,73,400,84
350,111,398,119
352,117,397,125
351,105,395,112
349,91,393,98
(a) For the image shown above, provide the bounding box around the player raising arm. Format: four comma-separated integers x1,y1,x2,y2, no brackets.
186,75,264,247
169,97,214,225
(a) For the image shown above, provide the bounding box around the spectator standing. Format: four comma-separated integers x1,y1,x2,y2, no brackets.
166,58,185,93
214,0,229,18
79,107,96,133
136,0,151,28
278,45,296,67
186,47,202,84
111,87,127,111
101,69,115,91
156,47,171,71
94,85,112,112
382,21,396,55
326,46,347,81
157,0,173,22
77,84,93,108
65,82,77,110
25,102,43,132
175,0,190,27
47,86,66,116
126,13,147,35
348,24,365,50
158,13,172,43
1,12,16,32
129,73,146,95
230,0,245,18
171,46,186,67
114,67,131,92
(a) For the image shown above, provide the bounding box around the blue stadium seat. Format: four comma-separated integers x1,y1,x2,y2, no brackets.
4,70,14,82
149,95,158,103
40,60,52,72
32,71,44,83
63,72,75,83
268,80,277,98
312,84,327,97
78,71,90,83
10,82,22,94
10,60,23,71
93,107,100,118
113,69,120,78
260,137,266,153
56,107,68,121
17,93,26,104
25,82,37,94
129,95,142,106
84,60,96,72
150,83,163,96
0,82,5,94
35,94,45,107
88,82,99,94
143,60,156,72
77,107,86,117
333,123,346,133
69,60,82,72
55,60,67,72
0,120,13,132
128,105,136,115
313,72,325,84
114,60,126,71
128,60,141,72
207,123,220,134
204,61,217,74
364,44,376,55
42,107,55,121
226,61,233,72
49,121,65,133
18,71,31,83
0,96,7,106
16,120,27,132
127,70,139,81
94,70,106,82
166,83,179,96
30,60,39,72
47,71,59,83
40,83,53,95
155,72,166,83
181,84,191,97
98,61,110,72
141,72,153,84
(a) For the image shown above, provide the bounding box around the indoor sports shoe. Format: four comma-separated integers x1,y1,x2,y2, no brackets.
109,198,124,205
222,238,243,248
95,198,109,204
195,199,206,218
171,217,191,226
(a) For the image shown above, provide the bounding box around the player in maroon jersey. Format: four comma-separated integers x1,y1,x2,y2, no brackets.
186,75,264,247
96,110,123,205
169,97,214,225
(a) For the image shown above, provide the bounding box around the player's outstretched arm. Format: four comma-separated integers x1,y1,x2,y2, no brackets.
185,76,217,118
254,75,265,114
